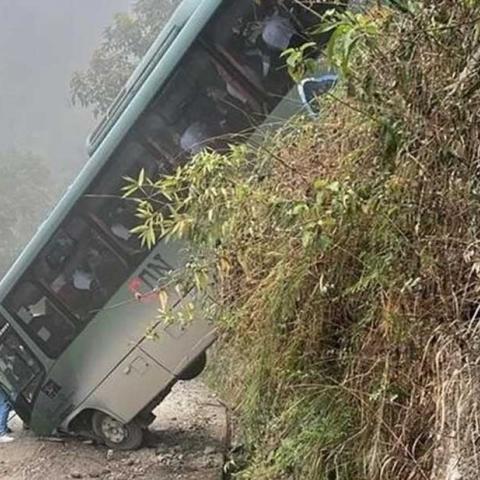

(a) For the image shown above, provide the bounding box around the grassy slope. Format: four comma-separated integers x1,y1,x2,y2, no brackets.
133,1,480,478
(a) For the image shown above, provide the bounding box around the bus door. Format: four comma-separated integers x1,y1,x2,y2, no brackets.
0,316,44,427
84,346,173,424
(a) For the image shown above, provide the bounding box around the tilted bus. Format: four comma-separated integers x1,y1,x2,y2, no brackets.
0,0,339,449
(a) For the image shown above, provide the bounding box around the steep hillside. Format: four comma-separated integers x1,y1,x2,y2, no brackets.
131,1,480,478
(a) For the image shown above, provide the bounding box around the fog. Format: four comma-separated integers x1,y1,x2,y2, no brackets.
0,0,130,274
0,0,131,177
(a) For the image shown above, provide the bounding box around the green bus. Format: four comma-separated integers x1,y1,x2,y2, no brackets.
0,0,338,450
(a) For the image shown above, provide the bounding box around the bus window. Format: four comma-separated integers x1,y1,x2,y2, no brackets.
5,282,75,358
37,217,129,323
203,1,301,106
137,111,181,167
142,42,261,159
83,139,163,254
86,40,269,258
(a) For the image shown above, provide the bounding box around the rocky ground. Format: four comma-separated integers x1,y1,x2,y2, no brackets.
0,380,228,480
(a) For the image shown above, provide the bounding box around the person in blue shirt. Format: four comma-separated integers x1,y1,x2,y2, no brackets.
0,386,14,443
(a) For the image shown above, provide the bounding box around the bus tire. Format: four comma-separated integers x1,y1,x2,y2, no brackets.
92,411,143,450
178,351,207,380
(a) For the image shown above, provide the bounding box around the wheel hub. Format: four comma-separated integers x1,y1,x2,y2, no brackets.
101,416,128,444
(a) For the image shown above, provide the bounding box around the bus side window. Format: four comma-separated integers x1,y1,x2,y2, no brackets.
203,1,300,106
83,139,163,255
39,218,129,323
142,42,260,160
5,282,75,358
135,113,180,171
32,231,76,285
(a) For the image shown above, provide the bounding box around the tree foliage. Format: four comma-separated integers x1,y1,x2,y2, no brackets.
70,0,181,117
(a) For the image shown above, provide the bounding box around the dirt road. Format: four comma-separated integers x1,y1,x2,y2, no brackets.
0,381,228,480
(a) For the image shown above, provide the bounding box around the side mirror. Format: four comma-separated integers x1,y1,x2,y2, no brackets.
297,74,338,117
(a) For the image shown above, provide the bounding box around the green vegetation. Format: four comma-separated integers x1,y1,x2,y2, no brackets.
127,1,480,478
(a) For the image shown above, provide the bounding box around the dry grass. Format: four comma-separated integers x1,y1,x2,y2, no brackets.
207,2,480,478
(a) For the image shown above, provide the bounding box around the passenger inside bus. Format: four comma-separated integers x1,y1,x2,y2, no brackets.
180,121,222,155
110,215,133,242
204,1,339,107
203,6,300,104
261,12,298,52
53,238,126,321
100,200,144,252
0,331,35,392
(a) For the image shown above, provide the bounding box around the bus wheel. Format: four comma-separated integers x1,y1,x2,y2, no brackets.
178,351,207,380
92,411,143,450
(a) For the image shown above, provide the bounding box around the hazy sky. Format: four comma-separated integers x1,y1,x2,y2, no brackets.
0,0,130,180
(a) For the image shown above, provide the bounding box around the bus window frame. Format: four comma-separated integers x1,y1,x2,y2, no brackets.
4,279,77,359
78,136,166,263
4,212,133,359
37,213,132,326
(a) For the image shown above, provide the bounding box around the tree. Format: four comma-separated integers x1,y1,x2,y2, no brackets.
0,151,55,275
70,0,181,117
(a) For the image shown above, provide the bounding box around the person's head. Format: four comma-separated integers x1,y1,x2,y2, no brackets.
180,121,211,154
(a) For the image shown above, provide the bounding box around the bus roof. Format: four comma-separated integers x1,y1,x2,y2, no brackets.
0,0,222,300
